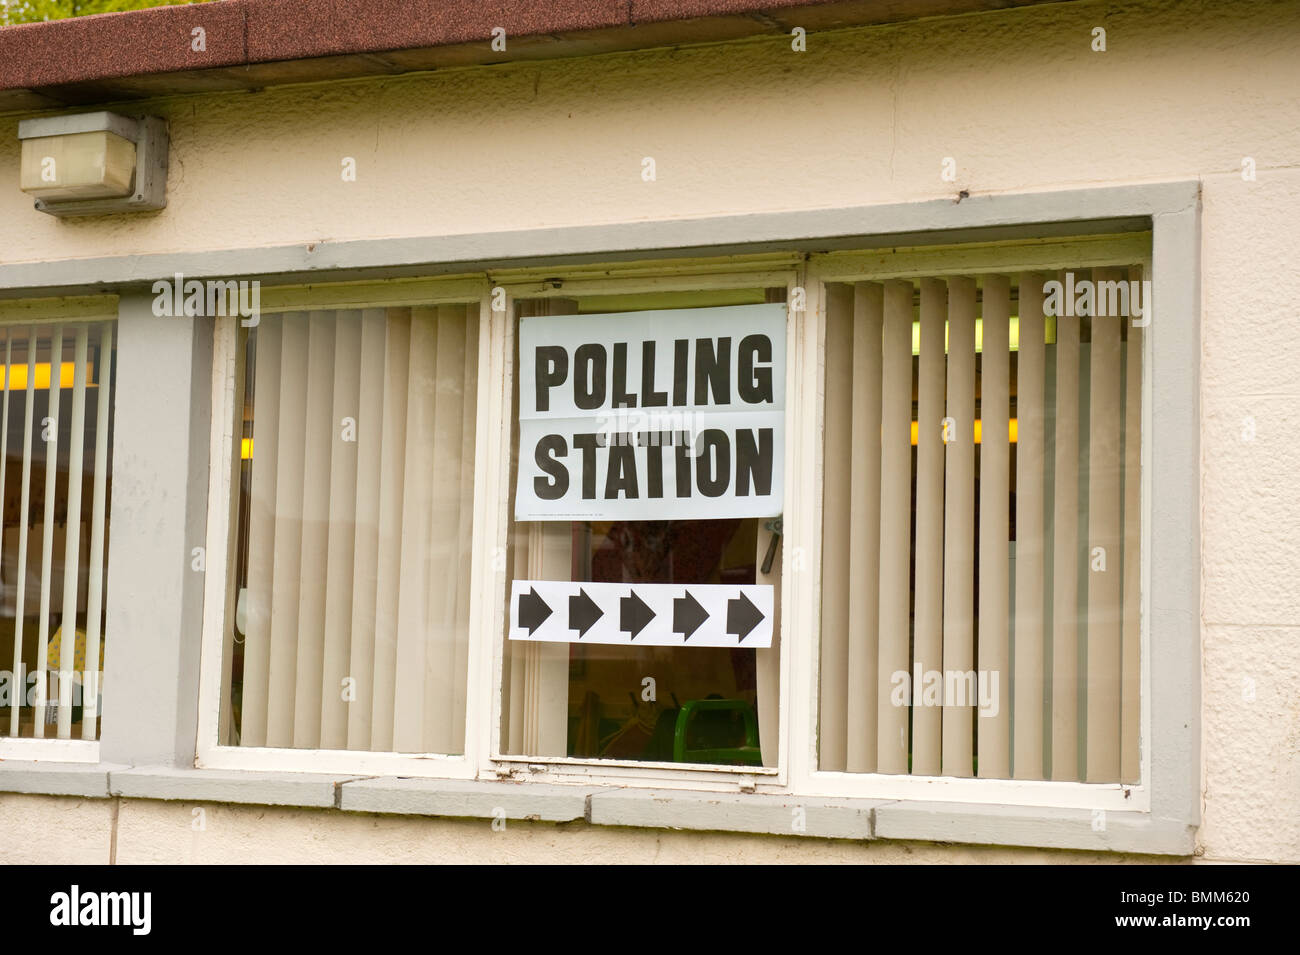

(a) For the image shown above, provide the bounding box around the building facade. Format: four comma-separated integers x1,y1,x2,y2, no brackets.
0,0,1296,864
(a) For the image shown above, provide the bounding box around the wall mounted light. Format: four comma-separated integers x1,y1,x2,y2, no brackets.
18,111,168,217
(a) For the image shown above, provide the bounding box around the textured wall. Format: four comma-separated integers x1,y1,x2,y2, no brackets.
1198,169,1300,865
0,0,1297,863
1,0,1295,261
0,795,114,865
0,794,1178,864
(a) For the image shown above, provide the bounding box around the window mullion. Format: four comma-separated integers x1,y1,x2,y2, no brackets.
482,291,517,769
786,266,823,796
196,315,241,760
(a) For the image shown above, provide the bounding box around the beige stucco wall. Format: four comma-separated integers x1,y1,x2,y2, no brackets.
1,0,1297,863
2,793,1185,864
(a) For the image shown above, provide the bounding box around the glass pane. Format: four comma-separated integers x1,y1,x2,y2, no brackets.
225,306,478,754
0,322,116,742
501,288,784,768
818,268,1144,783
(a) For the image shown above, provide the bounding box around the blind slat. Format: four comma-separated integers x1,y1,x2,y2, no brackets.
977,275,1011,778
846,283,882,774
266,314,309,748
1050,271,1082,781
523,525,572,755
1013,276,1046,779
876,280,914,774
241,320,282,747
346,309,388,750
392,308,438,753
16,328,37,735
56,325,89,740
423,304,468,755
942,277,976,777
368,309,411,752
292,312,336,747
819,284,854,772
1086,269,1124,782
450,307,480,751
912,278,945,776
319,311,362,750
34,325,64,738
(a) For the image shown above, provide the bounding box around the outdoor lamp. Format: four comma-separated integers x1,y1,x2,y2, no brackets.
18,110,168,216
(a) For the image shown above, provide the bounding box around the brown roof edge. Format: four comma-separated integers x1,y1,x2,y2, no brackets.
0,0,1058,109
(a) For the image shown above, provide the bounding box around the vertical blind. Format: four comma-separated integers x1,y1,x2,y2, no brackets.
821,270,1142,783
235,306,479,754
0,321,114,742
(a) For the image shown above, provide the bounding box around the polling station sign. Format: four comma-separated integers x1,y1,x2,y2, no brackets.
515,303,785,521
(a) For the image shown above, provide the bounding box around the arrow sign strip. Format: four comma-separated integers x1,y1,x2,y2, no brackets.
509,580,773,648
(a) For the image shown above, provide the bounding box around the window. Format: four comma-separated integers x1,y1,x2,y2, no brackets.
195,223,1168,826
818,267,1143,783
53,183,1192,851
0,320,116,744
222,305,479,753
499,290,786,770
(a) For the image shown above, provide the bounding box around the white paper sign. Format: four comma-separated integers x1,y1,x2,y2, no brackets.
510,580,774,648
515,303,785,521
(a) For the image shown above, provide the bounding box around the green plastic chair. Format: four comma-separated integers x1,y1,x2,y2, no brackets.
672,698,762,766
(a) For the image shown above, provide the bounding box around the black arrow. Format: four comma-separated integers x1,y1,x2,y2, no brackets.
672,591,709,640
569,588,604,637
726,592,765,642
517,587,553,634
620,591,656,639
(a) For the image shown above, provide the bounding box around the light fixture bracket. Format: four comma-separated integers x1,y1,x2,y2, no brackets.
17,111,169,217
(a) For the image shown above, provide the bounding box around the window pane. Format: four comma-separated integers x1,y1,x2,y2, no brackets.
226,306,478,754
501,291,783,768
819,268,1143,783
0,322,116,742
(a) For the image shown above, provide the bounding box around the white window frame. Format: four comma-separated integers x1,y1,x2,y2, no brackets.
0,179,1196,852
193,277,493,780
481,256,800,792
85,180,1194,853
192,233,1159,813
193,261,809,789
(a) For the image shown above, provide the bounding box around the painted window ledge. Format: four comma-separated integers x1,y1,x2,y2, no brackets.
0,761,1193,855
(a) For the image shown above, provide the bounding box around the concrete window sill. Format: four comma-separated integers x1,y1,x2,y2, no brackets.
0,761,1194,855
